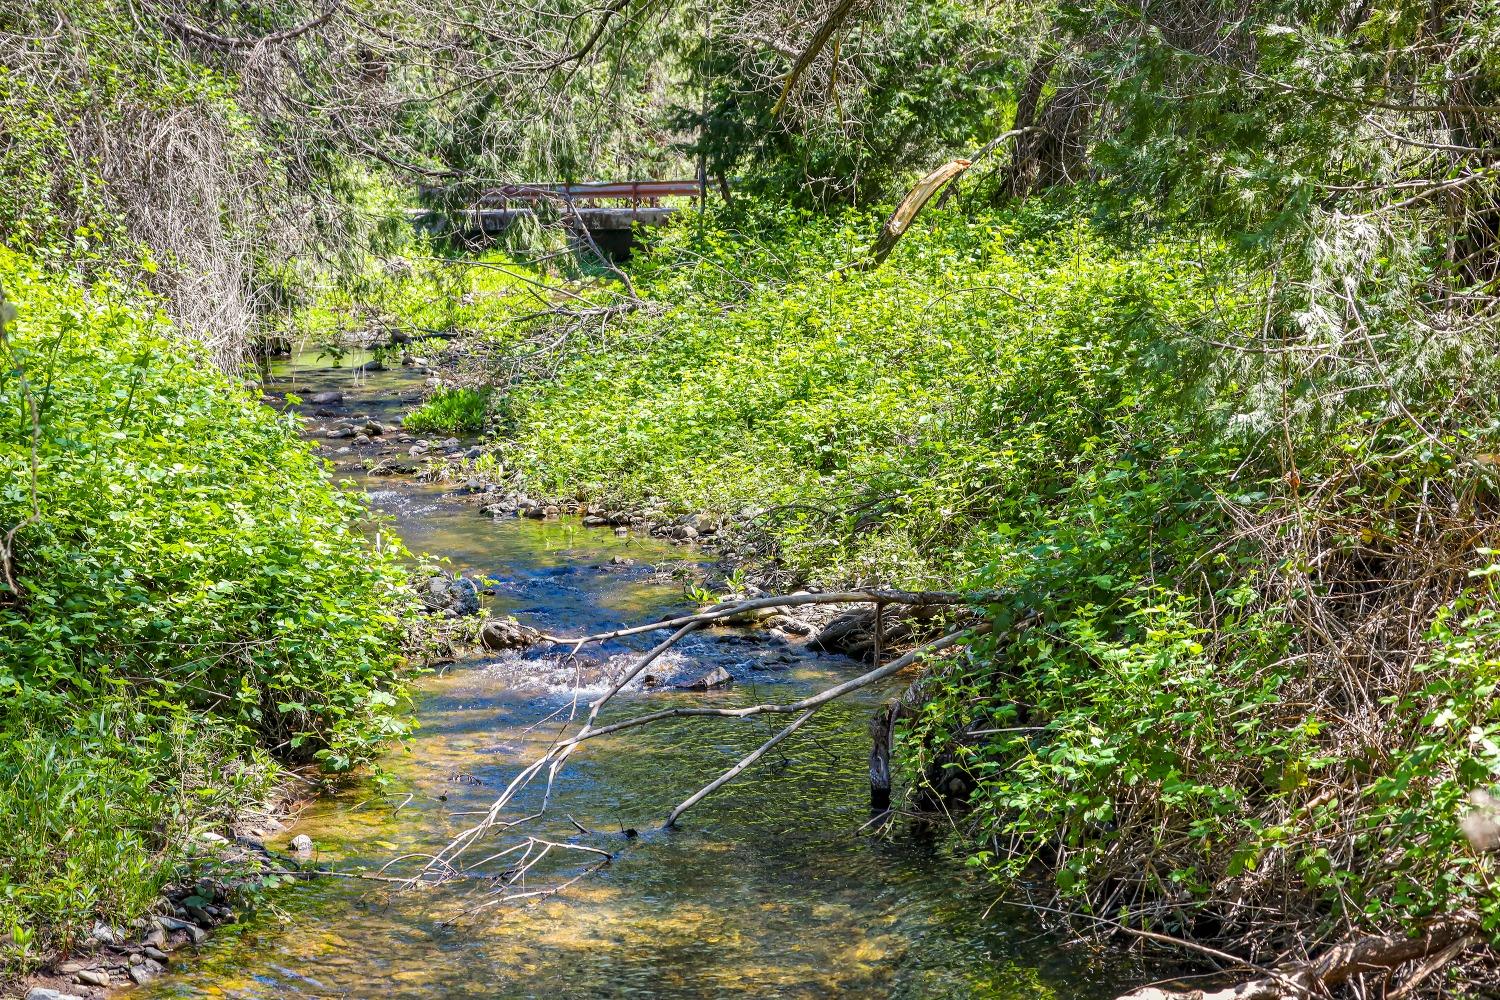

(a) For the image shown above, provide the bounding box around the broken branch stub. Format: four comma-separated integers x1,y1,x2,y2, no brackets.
845,158,974,275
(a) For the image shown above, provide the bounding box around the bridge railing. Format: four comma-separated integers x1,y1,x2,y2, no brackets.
419,179,707,211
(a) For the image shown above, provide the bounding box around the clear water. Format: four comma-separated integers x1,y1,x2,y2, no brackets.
128,352,1133,999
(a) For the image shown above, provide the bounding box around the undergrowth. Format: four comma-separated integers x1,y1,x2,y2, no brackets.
404,387,492,434
0,247,415,971
488,199,1500,970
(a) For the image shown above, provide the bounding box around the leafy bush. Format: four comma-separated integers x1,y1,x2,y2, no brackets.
404,387,493,435
0,247,414,964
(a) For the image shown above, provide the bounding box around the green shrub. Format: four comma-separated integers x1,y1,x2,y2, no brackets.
404,386,492,435
0,246,414,963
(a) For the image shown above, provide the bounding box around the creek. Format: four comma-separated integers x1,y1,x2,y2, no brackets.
128,349,1133,999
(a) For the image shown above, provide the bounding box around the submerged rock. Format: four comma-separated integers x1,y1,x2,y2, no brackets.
290,834,314,856
309,391,344,405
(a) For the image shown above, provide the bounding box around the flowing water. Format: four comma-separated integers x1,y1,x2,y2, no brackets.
129,349,1133,1000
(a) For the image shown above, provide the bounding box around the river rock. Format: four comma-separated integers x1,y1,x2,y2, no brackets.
767,614,813,635
328,426,355,439
74,969,110,987
464,446,483,460
671,525,699,541
480,618,536,651
309,391,344,405
424,574,481,616
676,666,733,691
687,513,717,534
28,989,86,1000
156,916,206,944
290,834,314,855
88,921,124,947
129,959,164,985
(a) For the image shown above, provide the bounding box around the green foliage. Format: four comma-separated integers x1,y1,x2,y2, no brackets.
405,387,493,434
273,247,535,351
676,2,1020,205
496,196,1500,955
505,202,1234,587
0,247,414,964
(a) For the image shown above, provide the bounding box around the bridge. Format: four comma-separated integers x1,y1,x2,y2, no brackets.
412,179,709,260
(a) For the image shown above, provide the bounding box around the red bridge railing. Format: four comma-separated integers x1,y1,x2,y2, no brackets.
420,179,707,210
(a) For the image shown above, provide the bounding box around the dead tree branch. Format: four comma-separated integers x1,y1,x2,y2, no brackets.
1116,919,1477,1000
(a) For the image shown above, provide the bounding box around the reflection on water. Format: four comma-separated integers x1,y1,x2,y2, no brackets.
130,353,1130,999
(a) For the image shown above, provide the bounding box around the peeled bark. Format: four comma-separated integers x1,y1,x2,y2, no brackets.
845,158,973,274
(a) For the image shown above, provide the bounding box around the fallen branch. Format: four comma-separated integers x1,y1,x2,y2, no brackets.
771,0,859,119
536,588,984,648
664,708,818,828
428,622,988,876
163,4,339,49
1116,919,1477,1000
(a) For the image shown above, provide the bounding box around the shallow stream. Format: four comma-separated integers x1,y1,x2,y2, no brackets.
129,350,1131,999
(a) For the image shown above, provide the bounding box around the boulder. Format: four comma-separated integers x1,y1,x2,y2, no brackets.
671,525,699,542
88,921,123,947
424,574,481,616
479,618,537,651
767,614,814,636
675,666,733,691
308,391,343,405
129,960,165,985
